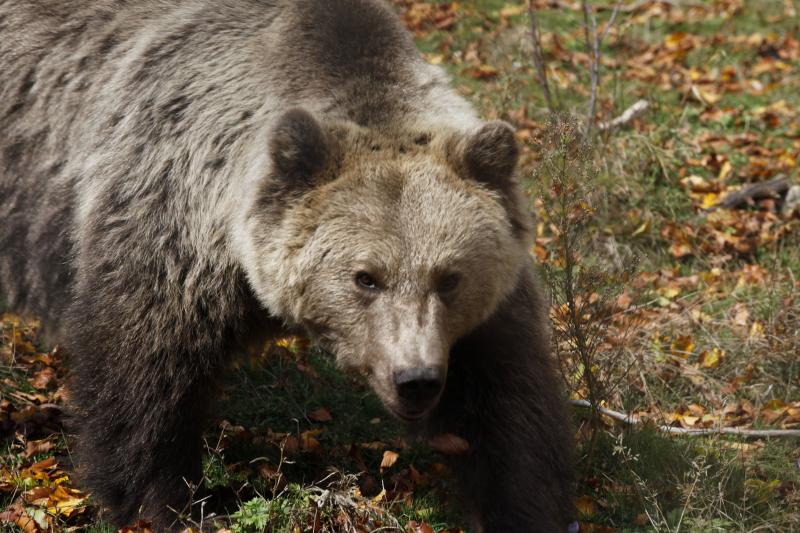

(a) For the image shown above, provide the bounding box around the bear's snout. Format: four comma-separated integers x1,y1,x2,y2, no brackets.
392,366,445,419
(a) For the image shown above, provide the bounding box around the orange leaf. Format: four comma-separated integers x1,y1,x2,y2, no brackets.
120,520,153,533
380,450,399,471
308,408,332,422
28,367,57,390
24,439,54,458
406,521,435,533
575,495,595,517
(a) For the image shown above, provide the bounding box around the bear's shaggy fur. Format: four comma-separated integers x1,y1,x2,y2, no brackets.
0,0,575,530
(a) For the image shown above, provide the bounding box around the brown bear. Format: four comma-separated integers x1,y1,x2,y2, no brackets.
0,0,575,530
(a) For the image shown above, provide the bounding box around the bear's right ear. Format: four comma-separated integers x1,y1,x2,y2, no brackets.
269,108,333,186
449,121,519,193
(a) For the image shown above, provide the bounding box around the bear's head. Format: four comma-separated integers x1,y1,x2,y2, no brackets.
239,108,532,421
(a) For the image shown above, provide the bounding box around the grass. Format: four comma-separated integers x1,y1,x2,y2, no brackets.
2,0,800,531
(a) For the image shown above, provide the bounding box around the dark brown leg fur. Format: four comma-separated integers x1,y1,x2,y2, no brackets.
425,266,576,532
65,245,241,528
68,299,221,527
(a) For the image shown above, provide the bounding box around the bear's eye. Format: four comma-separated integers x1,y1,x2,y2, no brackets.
355,271,380,290
438,273,461,293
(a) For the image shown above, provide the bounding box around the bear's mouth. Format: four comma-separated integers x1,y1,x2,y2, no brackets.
392,409,428,422
390,405,433,422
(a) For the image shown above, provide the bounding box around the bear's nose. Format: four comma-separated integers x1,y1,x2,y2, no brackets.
393,367,445,413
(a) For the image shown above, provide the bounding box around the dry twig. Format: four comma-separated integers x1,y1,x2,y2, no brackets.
597,99,650,131
710,175,790,211
582,0,623,138
570,399,800,438
527,0,554,112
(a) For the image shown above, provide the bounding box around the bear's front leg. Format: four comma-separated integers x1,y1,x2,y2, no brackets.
426,266,576,532
66,284,226,529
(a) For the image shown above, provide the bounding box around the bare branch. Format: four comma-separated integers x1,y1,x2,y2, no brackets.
709,175,791,211
581,0,600,138
527,1,554,113
597,99,650,131
609,0,708,13
570,399,800,438
598,0,623,45
582,0,625,139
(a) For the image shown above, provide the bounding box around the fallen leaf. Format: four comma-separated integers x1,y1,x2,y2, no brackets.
575,495,595,517
308,407,332,422
300,429,324,452
428,433,469,454
24,439,54,458
406,520,435,533
698,347,725,369
47,486,87,518
380,450,400,471
467,64,498,80
28,367,57,390
120,520,153,533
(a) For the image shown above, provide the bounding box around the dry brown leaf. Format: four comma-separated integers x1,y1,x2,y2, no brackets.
24,439,54,458
428,433,469,454
28,367,57,390
308,407,332,422
120,520,153,533
380,450,400,471
467,64,498,80
300,429,323,452
0,504,21,524
406,520,435,533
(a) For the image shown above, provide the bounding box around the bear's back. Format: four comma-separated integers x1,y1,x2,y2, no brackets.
0,0,458,329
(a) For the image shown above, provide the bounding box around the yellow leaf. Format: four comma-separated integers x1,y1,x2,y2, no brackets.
499,4,526,17
718,161,733,181
701,192,719,209
698,347,724,369
664,32,689,49
658,286,681,299
691,85,722,105
575,495,595,517
681,415,700,427
670,335,695,358
779,152,796,168
425,53,444,65
631,220,649,236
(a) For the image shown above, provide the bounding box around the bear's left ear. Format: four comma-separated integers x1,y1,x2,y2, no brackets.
457,121,519,190
269,108,334,186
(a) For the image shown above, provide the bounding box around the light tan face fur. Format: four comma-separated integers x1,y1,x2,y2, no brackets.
249,143,528,419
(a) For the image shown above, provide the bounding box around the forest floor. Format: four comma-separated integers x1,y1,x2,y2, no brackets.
2,0,799,531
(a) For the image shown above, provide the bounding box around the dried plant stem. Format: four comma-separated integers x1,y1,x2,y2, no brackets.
581,0,600,138
597,99,650,131
570,399,800,438
527,1,554,112
581,0,623,138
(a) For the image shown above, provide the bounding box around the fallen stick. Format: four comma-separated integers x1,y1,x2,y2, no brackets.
711,175,790,211
597,99,650,131
569,399,800,438
601,0,709,13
